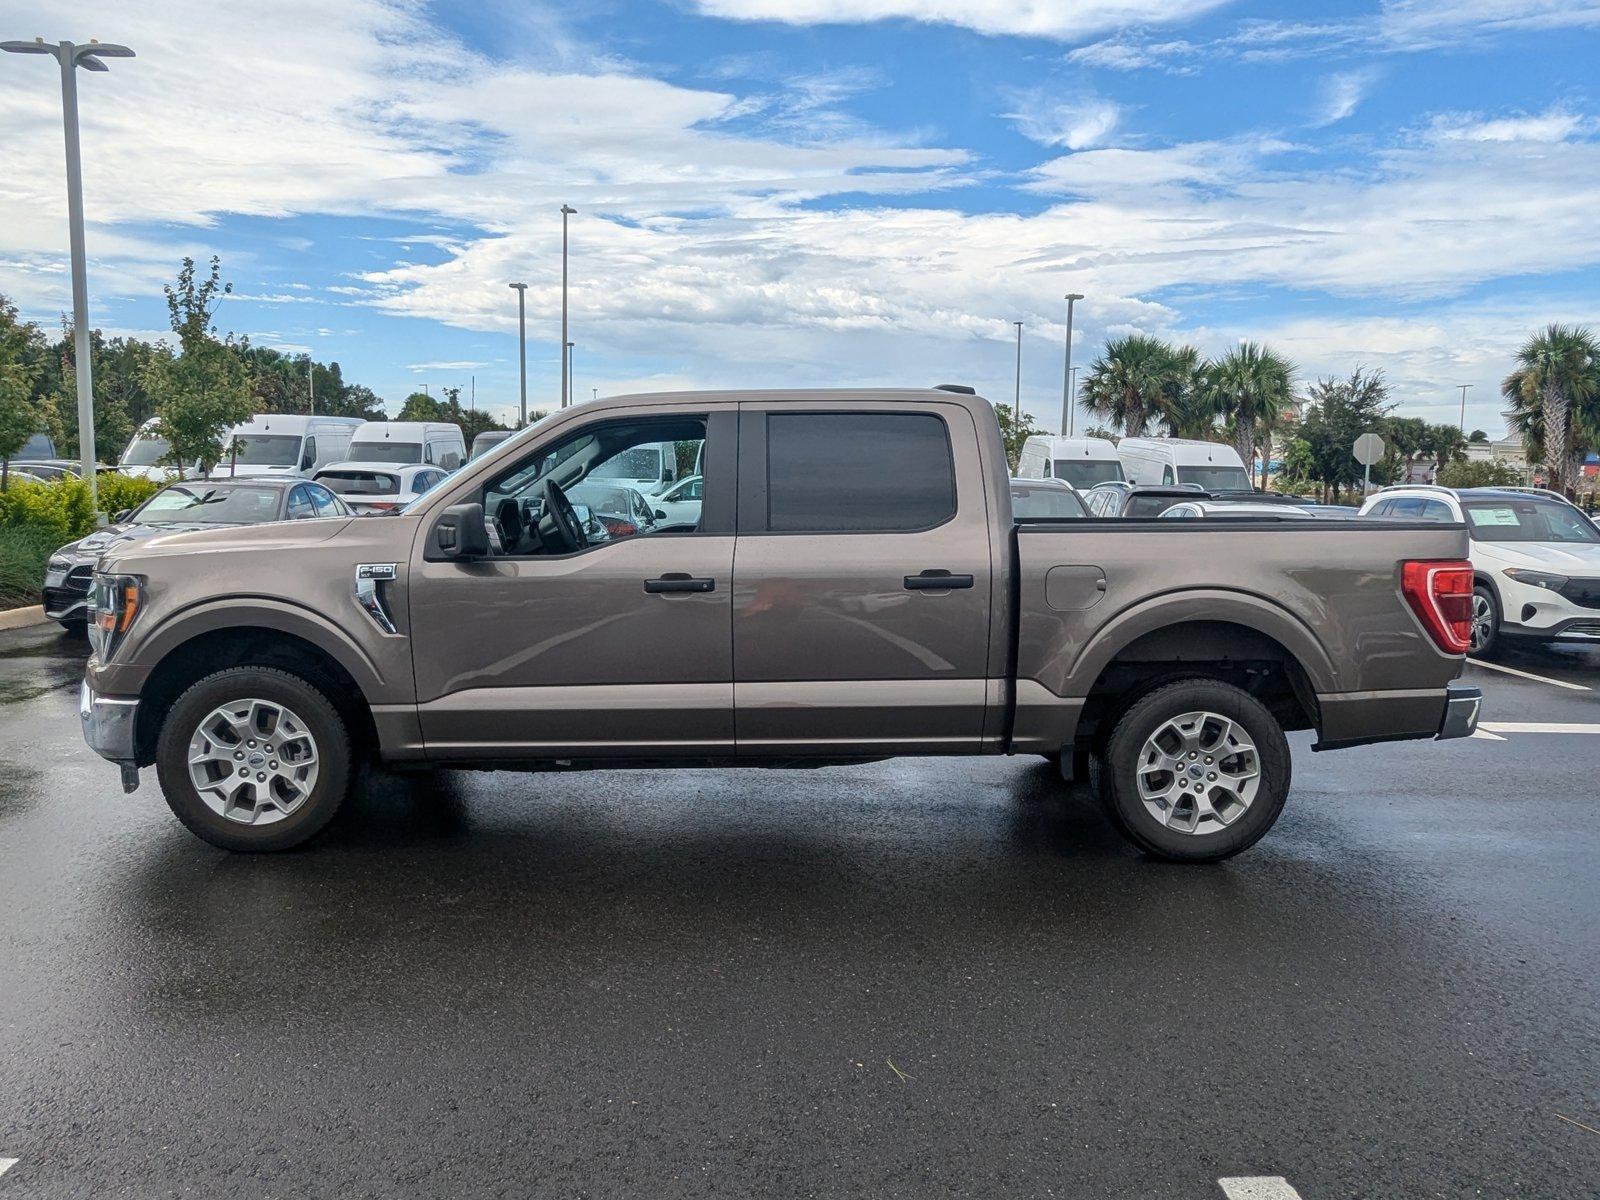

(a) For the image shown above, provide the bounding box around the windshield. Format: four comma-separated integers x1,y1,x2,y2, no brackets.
121,435,173,467
591,445,661,483
1011,485,1088,519
133,485,282,524
1126,494,1190,517
1462,500,1600,544
346,440,422,464
1182,465,1252,491
226,434,302,467
1052,459,1123,488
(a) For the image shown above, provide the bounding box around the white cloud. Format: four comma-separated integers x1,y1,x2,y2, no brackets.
408,360,491,372
689,0,1232,41
1431,106,1589,143
1003,92,1123,149
1066,37,1201,72
1315,70,1379,125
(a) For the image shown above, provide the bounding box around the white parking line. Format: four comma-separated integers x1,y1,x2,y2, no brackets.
0,1158,16,1178
1219,1179,1303,1200
1468,659,1591,692
1478,721,1600,735
1470,728,1508,741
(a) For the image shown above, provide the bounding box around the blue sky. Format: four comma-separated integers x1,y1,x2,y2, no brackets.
3,0,1599,435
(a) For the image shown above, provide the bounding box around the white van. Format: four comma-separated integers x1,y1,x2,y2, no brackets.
1117,438,1253,492
342,421,466,470
211,414,364,479
1016,436,1125,489
117,417,199,482
591,439,682,494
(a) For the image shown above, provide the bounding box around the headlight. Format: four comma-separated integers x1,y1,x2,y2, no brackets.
48,554,73,571
1503,568,1568,591
88,573,143,661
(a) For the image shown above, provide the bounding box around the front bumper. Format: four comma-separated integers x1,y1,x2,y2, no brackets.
80,677,139,764
1435,682,1481,740
1500,616,1600,643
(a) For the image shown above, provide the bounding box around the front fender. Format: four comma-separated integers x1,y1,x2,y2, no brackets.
94,595,398,704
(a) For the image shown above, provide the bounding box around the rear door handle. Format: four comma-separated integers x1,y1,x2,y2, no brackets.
904,569,975,591
645,573,715,594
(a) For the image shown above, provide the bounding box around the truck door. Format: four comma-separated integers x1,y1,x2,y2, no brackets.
731,401,994,756
408,407,737,759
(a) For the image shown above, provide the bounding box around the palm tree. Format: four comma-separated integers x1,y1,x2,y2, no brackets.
1206,342,1296,488
1158,344,1221,439
1080,334,1182,437
1503,325,1600,496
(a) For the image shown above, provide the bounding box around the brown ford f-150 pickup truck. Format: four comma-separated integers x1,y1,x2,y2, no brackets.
80,387,1481,861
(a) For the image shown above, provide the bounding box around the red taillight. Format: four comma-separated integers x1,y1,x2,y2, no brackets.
607,520,637,537
1401,560,1474,654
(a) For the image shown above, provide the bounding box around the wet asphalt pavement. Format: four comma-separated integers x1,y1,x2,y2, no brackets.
0,625,1597,1200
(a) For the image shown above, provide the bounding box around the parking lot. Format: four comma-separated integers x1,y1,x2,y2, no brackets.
0,624,1596,1199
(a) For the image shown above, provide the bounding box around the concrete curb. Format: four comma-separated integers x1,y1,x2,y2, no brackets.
0,605,48,631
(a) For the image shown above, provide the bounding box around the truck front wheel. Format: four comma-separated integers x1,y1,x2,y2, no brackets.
1096,679,1291,863
155,666,353,852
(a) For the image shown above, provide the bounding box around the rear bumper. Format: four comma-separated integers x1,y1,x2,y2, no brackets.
1435,682,1481,740
80,677,139,764
1313,681,1480,750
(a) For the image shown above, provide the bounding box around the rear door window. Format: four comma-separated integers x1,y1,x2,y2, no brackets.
286,486,315,519
765,412,955,533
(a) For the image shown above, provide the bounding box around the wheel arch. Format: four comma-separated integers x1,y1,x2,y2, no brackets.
132,620,381,767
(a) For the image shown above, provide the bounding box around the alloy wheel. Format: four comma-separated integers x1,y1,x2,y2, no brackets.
1135,710,1261,835
186,698,321,826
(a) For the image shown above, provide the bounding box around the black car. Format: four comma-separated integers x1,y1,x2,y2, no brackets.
43,479,352,630
1083,481,1209,517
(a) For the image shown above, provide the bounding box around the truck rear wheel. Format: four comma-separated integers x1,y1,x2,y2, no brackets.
155,666,352,852
1096,679,1290,863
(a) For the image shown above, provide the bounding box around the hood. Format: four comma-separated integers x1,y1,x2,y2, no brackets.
117,464,187,483
99,516,355,570
1475,540,1600,573
60,520,247,561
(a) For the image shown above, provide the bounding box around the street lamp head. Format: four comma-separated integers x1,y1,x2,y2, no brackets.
508,281,526,291
1065,293,1084,301
561,204,577,215
1,39,54,54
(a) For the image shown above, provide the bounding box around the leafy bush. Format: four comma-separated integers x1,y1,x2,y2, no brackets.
0,474,161,609
1435,459,1523,489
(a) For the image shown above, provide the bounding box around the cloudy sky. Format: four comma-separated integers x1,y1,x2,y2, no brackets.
3,0,1599,434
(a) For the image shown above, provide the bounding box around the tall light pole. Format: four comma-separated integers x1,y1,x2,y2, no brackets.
1012,321,1023,412
3,36,135,512
565,341,574,408
1457,383,1472,433
307,356,315,415
1070,366,1080,420
560,204,576,408
1061,292,1083,437
508,282,527,426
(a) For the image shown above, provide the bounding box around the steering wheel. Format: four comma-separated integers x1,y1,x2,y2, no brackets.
537,478,586,554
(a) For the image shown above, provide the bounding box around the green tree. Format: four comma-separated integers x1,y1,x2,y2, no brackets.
1290,368,1395,502
993,403,1041,471
1158,344,1221,440
1468,429,1488,443
0,295,49,485
397,391,448,421
1422,423,1467,473
1206,342,1296,489
1081,334,1183,437
1436,459,1521,488
143,257,255,473
1502,324,1600,496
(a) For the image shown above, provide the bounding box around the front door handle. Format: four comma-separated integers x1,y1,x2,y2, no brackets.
645,573,715,594
904,569,975,591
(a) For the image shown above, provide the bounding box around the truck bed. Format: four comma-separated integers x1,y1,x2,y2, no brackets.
1007,517,1472,754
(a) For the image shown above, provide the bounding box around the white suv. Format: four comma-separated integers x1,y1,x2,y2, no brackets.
1359,485,1600,654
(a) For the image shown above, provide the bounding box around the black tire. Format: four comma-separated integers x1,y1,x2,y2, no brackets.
1097,679,1291,864
1470,584,1500,658
155,666,352,852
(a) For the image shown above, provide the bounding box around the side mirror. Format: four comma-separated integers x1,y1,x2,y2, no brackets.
113,508,132,523
654,508,667,520
434,502,490,559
